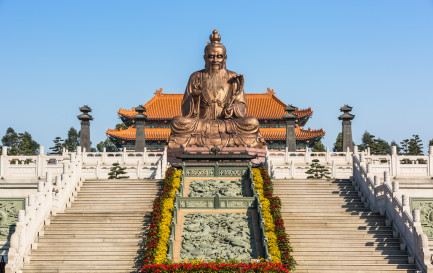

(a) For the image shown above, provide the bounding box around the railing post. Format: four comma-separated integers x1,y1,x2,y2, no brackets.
331,160,336,178
82,147,87,164
290,160,295,179
325,147,330,164
122,148,127,164
284,146,289,164
143,147,148,163
102,147,107,164
345,146,351,163
353,145,358,154
137,160,141,179
0,146,7,179
428,146,433,177
391,146,398,178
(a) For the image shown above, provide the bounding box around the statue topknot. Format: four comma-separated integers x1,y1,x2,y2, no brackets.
209,29,221,44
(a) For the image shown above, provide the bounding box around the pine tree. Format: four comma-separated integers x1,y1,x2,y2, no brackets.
64,127,80,152
408,135,423,155
333,133,343,152
49,137,64,155
108,163,129,179
305,159,331,179
312,140,326,152
97,138,119,152
1,128,39,155
429,139,433,147
400,139,409,155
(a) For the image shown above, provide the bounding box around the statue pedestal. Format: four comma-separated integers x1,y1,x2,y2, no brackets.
168,146,266,167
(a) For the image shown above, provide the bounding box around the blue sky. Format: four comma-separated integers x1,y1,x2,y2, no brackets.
0,0,432,151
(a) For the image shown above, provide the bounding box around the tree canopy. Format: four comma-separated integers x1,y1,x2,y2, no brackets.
64,127,80,152
358,131,391,155
97,138,119,152
1,127,39,155
333,133,342,152
312,140,326,152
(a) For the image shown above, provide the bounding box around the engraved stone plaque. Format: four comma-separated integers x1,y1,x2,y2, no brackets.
411,198,433,239
0,198,25,239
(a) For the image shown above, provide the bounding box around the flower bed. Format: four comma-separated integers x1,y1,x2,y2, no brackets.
142,166,295,272
142,260,291,273
143,167,181,265
254,166,295,271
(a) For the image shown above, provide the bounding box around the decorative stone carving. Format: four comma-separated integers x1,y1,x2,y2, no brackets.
0,198,25,239
219,169,246,177
186,200,209,208
181,213,256,261
188,179,244,197
411,198,433,239
185,168,214,177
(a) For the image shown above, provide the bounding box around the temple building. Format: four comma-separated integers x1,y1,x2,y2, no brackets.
106,88,325,151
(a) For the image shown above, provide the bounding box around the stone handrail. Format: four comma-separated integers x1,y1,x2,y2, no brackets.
5,153,83,273
353,154,433,273
0,146,167,181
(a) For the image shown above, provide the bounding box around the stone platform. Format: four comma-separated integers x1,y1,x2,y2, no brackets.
168,146,265,166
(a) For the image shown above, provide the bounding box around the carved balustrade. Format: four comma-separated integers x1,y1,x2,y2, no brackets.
353,154,433,273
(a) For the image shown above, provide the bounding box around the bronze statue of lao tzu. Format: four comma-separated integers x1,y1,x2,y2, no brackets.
168,30,266,150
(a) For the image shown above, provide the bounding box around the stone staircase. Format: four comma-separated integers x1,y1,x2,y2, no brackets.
21,179,160,273
274,179,420,273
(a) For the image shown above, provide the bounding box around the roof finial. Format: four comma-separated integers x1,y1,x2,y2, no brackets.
209,29,221,44
266,87,275,96
154,88,163,96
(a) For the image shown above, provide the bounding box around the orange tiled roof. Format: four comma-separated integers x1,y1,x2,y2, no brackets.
118,88,313,120
259,127,325,140
106,126,324,141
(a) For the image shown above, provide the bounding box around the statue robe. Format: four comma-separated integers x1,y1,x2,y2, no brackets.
169,69,264,148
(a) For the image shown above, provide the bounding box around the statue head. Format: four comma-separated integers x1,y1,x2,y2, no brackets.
204,29,227,72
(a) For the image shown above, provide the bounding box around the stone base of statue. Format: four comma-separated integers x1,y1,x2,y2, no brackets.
168,146,266,167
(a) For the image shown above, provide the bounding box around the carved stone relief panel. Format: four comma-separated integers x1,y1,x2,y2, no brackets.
188,179,244,197
0,198,25,239
180,213,256,261
411,198,433,239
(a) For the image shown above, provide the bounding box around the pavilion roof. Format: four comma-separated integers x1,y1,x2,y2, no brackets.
118,88,313,120
106,126,325,141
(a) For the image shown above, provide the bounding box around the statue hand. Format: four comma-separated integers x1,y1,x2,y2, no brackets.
192,77,202,96
228,74,244,93
223,105,233,119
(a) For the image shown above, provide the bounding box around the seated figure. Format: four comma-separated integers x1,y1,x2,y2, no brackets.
168,30,266,149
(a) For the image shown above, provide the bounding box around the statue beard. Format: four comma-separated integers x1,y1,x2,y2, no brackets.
203,68,228,96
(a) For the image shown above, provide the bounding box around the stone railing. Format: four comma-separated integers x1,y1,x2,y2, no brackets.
0,146,167,181
5,152,83,273
266,147,356,179
267,146,433,180
353,154,433,273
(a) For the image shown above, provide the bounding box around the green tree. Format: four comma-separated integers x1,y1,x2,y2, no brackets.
64,127,80,152
115,123,127,130
400,139,409,155
358,131,390,155
97,138,119,152
312,140,326,152
358,131,375,152
17,132,39,155
49,137,64,155
108,163,129,179
333,133,343,152
429,139,433,147
408,135,423,155
305,159,331,179
1,128,39,155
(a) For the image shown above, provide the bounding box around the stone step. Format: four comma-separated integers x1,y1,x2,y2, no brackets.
22,266,136,273
293,264,416,270
37,237,141,243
